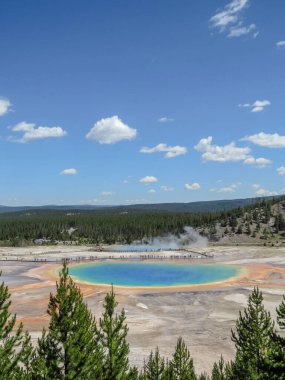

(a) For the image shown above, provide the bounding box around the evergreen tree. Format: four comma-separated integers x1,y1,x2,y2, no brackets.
142,348,166,380
198,374,209,380
0,272,32,380
230,287,275,379
31,263,103,379
277,295,285,329
100,286,130,380
168,337,197,380
266,296,285,379
211,356,230,380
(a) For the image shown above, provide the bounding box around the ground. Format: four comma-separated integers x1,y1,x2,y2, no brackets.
1,245,285,374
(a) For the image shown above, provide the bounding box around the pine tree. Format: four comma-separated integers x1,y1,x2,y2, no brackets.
211,356,230,380
100,286,130,380
198,374,209,380
230,287,275,379
168,337,197,380
277,296,285,329
142,348,166,380
31,262,103,379
0,272,32,380
266,296,285,379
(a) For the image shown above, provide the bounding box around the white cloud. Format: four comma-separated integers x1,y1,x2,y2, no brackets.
243,156,272,168
157,117,174,123
256,188,278,197
140,143,187,158
211,186,235,193
122,176,132,184
277,167,285,175
210,182,241,193
210,0,257,38
194,136,250,162
161,186,174,192
86,116,137,144
276,41,285,48
10,121,67,143
60,168,77,175
228,23,258,38
139,176,158,183
251,100,271,112
252,184,261,189
148,189,156,193
241,132,285,148
101,191,115,196
185,183,201,191
238,103,251,108
239,100,271,112
0,98,11,116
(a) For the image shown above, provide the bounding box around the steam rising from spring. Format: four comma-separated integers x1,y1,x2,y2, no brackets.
110,226,208,252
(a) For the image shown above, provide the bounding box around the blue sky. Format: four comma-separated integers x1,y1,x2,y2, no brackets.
0,0,285,206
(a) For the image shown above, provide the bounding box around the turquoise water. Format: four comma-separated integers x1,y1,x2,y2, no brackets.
70,262,241,287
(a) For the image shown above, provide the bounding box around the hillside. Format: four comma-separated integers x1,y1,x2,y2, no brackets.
0,196,285,247
199,198,285,246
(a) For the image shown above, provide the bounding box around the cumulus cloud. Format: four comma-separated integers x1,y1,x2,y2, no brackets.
210,0,258,38
161,186,174,192
86,116,137,144
194,136,250,162
243,156,272,168
0,98,11,116
139,176,158,183
252,184,260,189
276,41,285,48
157,117,174,123
148,189,156,193
10,121,67,143
277,167,285,175
101,191,115,196
241,132,285,148
140,143,187,158
239,100,271,112
185,183,200,190
256,188,278,196
60,168,77,175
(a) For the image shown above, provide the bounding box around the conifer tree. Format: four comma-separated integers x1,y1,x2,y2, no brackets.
266,296,285,379
0,272,32,380
100,286,130,380
168,337,197,380
198,374,209,380
142,348,166,380
31,262,103,379
277,296,285,330
211,356,230,380
230,287,275,379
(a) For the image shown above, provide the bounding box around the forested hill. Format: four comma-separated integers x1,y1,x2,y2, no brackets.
0,196,285,247
0,196,277,215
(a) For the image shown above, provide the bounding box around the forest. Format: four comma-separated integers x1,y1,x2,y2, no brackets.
0,263,285,379
0,196,284,247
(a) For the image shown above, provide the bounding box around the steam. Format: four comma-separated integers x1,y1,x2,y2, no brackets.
141,226,208,250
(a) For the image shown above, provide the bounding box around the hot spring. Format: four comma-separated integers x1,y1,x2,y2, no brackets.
69,262,242,287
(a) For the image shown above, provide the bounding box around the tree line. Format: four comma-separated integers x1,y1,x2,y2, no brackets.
0,196,284,246
1,264,285,379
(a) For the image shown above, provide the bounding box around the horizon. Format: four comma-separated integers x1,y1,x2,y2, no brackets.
1,193,283,208
1,0,285,206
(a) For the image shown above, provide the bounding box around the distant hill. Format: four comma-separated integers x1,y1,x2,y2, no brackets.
0,196,278,215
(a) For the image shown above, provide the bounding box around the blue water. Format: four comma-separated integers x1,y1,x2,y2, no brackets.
69,262,241,287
